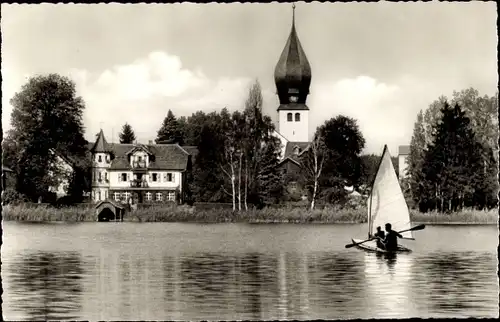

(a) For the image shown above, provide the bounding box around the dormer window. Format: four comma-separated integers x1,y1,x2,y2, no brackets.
294,146,302,155
287,113,293,122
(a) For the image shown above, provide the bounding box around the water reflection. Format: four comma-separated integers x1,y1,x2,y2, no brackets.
4,251,84,320
2,223,497,320
410,252,497,318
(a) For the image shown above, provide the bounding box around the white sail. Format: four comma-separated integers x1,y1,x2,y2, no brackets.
368,145,413,239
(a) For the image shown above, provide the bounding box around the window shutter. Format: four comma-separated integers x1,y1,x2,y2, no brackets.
172,173,175,182
149,174,152,182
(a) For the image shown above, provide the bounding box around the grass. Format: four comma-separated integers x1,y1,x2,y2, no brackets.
2,203,95,222
2,203,497,224
410,209,498,224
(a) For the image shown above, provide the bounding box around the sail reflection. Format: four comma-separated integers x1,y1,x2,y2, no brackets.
363,252,417,318
3,251,84,321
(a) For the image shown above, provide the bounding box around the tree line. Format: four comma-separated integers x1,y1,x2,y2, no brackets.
404,88,498,212
2,73,371,209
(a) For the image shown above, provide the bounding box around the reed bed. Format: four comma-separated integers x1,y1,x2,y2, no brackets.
410,209,498,224
2,204,95,222
128,205,368,223
2,203,497,224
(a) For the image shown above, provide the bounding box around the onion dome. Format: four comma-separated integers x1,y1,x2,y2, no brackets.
274,4,311,110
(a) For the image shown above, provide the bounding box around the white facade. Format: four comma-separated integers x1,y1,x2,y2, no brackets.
92,152,111,202
91,149,184,203
278,109,309,142
398,154,409,179
48,154,74,198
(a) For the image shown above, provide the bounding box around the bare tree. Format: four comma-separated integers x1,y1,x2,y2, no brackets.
300,134,326,210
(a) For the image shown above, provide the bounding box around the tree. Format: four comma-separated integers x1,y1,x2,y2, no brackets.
421,102,483,212
156,110,183,144
7,74,88,201
191,111,227,203
406,110,427,208
300,133,326,210
118,123,136,144
315,115,365,204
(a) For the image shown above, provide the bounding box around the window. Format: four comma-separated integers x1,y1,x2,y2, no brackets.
114,192,120,201
295,113,300,122
146,192,152,201
165,173,173,182
167,191,175,201
121,173,127,182
106,155,110,164
152,173,158,182
98,172,102,182
105,172,108,182
156,192,163,201
124,192,131,201
287,113,293,122
121,192,126,200
98,155,102,162
138,156,142,162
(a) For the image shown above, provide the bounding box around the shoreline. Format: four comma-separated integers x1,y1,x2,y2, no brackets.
2,203,497,225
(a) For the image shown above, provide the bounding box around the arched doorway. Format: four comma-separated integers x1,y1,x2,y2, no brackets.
97,207,115,222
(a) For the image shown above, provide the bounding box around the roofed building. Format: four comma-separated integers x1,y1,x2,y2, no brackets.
398,145,410,180
89,130,196,204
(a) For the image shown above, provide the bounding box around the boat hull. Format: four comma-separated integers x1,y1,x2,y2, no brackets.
351,238,412,254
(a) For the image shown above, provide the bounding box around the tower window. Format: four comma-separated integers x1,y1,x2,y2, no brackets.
98,155,102,162
295,113,300,122
287,113,293,122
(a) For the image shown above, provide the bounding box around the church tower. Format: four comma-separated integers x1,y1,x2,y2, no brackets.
274,4,311,143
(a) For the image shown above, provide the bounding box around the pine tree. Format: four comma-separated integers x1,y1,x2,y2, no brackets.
119,123,136,144
421,102,483,212
156,110,183,144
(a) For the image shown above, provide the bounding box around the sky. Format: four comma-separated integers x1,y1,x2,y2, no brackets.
1,2,497,155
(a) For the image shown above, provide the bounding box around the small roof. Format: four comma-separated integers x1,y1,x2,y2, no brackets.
277,103,309,111
91,129,111,153
398,145,410,155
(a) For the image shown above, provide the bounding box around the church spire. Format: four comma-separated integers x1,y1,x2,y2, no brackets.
274,3,311,110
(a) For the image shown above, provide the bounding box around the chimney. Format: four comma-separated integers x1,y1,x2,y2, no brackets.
148,140,153,145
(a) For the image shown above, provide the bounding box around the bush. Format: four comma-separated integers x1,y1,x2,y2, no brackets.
2,189,29,205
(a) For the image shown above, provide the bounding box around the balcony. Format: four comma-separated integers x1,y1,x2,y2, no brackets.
132,160,147,168
130,179,148,188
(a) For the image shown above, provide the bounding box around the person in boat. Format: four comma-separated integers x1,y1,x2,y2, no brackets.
379,223,403,251
373,226,385,249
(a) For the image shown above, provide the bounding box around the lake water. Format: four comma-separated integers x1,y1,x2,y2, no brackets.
2,221,498,320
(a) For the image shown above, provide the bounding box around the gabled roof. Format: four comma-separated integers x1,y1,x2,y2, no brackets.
91,129,111,153
125,144,153,156
398,145,410,155
284,141,310,159
278,156,301,166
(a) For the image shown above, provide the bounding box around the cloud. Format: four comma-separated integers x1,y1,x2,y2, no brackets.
65,51,256,143
308,76,417,155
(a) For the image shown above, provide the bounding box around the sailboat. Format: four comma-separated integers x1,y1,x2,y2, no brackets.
351,145,415,253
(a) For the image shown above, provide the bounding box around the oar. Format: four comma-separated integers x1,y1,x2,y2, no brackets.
345,224,426,249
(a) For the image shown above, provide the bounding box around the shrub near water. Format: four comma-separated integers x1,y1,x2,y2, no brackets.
2,203,94,222
2,202,497,224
